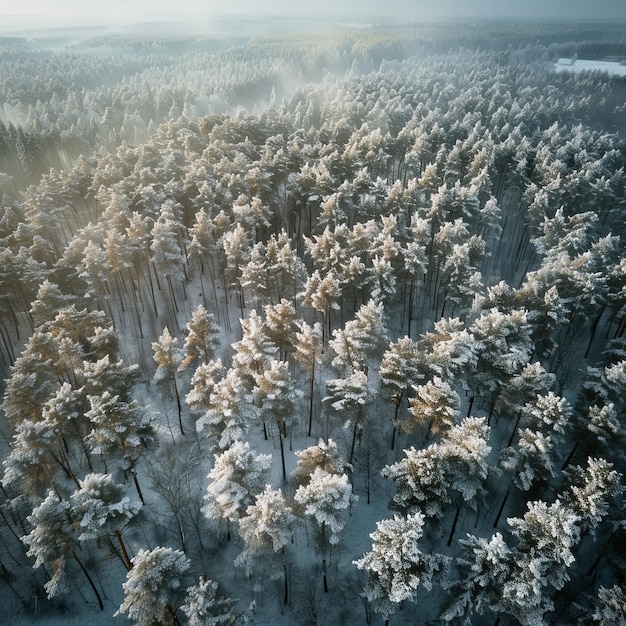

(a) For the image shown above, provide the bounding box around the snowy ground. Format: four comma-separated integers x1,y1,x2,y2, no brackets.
554,57,626,76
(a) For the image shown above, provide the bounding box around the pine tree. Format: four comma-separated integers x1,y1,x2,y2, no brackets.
29,280,73,328
221,223,252,316
180,305,220,371
294,468,357,592
419,317,477,384
202,441,271,539
589,585,626,626
1,331,60,429
23,490,104,610
380,336,422,449
495,361,556,445
583,403,625,458
301,269,341,345
231,310,277,391
293,320,323,437
354,513,448,623
500,427,558,491
400,214,430,336
562,457,623,533
383,444,450,519
186,359,226,414
498,499,582,625
324,367,372,464
194,367,254,451
152,327,185,435
181,577,240,626
263,299,298,361
235,486,296,604
402,376,460,439
469,308,533,413
441,532,512,625
442,417,491,508
329,300,387,373
70,472,141,570
253,359,297,483
85,391,156,482
116,547,190,626
290,439,346,489
500,392,572,491
263,229,308,304
151,200,187,314
187,207,220,312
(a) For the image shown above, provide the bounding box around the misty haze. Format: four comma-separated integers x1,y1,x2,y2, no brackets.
0,3,625,626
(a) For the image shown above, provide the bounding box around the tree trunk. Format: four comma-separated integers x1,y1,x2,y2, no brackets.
507,412,522,447
407,276,414,338
283,562,289,605
391,400,401,451
447,506,460,547
115,529,133,570
165,603,182,626
279,431,287,485
561,441,578,471
127,270,144,339
132,471,145,505
172,375,185,436
307,366,315,438
349,417,359,465
493,489,509,528
69,547,104,611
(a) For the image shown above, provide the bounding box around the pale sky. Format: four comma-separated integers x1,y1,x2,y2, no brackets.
2,0,626,20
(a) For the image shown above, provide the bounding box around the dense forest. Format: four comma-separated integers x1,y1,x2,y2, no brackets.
0,17,625,625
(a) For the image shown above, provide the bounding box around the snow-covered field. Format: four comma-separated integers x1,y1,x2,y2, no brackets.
555,57,626,76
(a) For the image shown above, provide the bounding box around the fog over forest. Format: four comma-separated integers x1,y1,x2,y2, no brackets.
0,8,625,626
4,0,626,23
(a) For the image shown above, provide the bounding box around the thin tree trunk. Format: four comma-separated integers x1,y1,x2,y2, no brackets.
307,366,315,438
69,547,104,611
115,530,133,570
172,375,185,436
507,412,522,447
408,277,414,338
585,551,603,577
447,506,460,547
391,399,401,451
132,471,145,505
561,442,578,471
278,431,287,485
349,417,359,465
493,489,509,528
166,276,179,314
127,270,144,339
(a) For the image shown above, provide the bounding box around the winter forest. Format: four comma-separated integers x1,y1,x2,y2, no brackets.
0,15,626,626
